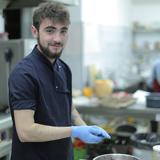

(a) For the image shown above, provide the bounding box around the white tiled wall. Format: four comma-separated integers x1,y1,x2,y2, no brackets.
0,11,4,32
83,24,134,88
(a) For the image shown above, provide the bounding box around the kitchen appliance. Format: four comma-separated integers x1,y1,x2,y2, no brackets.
86,136,116,159
131,133,160,160
86,130,136,160
153,145,160,160
93,153,141,160
0,39,36,111
0,0,9,9
116,124,137,137
114,124,137,154
146,93,160,108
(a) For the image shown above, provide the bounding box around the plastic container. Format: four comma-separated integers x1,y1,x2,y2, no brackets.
146,93,160,108
94,80,113,97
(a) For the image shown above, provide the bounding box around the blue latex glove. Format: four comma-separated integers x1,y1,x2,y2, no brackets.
71,125,111,144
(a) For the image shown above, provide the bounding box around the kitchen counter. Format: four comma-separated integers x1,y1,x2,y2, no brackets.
0,113,12,159
0,113,12,131
76,101,160,121
0,140,12,159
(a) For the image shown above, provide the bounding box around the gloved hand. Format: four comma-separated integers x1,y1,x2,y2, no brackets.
71,125,111,144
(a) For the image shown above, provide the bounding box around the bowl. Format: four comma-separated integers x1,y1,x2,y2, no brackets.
93,153,141,160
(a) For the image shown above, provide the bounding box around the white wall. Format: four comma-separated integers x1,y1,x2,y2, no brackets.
81,0,131,27
0,10,4,32
132,0,160,23
62,4,84,88
81,0,135,88
68,4,82,22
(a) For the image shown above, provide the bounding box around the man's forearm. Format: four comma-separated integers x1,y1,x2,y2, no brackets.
19,123,72,142
72,105,86,126
14,110,72,142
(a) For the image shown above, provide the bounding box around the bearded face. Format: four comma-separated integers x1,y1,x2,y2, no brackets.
32,18,69,61
37,34,63,59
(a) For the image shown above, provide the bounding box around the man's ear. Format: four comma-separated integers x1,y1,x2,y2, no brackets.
31,25,38,38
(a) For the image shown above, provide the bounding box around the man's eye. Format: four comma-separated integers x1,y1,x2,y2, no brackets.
46,29,55,33
61,30,67,34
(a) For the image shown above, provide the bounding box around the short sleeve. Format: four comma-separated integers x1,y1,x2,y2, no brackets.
9,67,37,110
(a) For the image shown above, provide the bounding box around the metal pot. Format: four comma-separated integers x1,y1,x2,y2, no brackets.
116,124,137,137
114,124,137,154
93,153,141,160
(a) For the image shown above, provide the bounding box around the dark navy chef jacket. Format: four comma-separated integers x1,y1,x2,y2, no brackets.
9,45,73,160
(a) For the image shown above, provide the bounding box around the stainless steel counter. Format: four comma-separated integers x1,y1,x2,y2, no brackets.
0,140,12,159
0,113,12,131
0,113,12,159
0,103,160,159
76,102,160,120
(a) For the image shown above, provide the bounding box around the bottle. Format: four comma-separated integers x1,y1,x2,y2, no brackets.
82,81,93,97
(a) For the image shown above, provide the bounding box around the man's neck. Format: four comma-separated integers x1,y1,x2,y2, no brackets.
37,45,55,64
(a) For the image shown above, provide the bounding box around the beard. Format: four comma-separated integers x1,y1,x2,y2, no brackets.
37,36,63,60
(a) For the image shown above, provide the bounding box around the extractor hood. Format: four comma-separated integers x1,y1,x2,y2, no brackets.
6,0,79,9
0,0,10,9
56,0,79,5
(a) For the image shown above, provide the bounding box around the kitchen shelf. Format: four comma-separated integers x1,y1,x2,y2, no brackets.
133,48,160,54
76,103,160,120
0,140,11,158
133,28,160,34
132,23,160,75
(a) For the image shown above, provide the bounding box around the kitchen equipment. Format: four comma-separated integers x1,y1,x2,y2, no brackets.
94,80,113,98
0,39,36,111
86,136,116,159
100,92,136,108
116,124,137,137
93,153,141,160
131,133,160,160
152,145,160,160
114,124,137,154
146,93,160,108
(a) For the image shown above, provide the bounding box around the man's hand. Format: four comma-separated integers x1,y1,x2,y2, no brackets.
71,125,111,144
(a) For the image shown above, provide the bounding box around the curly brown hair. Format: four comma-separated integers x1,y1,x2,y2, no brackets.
33,1,70,30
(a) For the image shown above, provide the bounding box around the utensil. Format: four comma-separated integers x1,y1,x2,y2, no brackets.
93,153,141,160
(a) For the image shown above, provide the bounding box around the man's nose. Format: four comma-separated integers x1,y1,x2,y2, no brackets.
53,32,62,42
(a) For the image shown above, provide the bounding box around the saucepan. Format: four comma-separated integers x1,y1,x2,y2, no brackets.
115,124,137,137
93,153,141,160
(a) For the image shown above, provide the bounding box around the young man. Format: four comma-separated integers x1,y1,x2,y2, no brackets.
8,1,110,160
